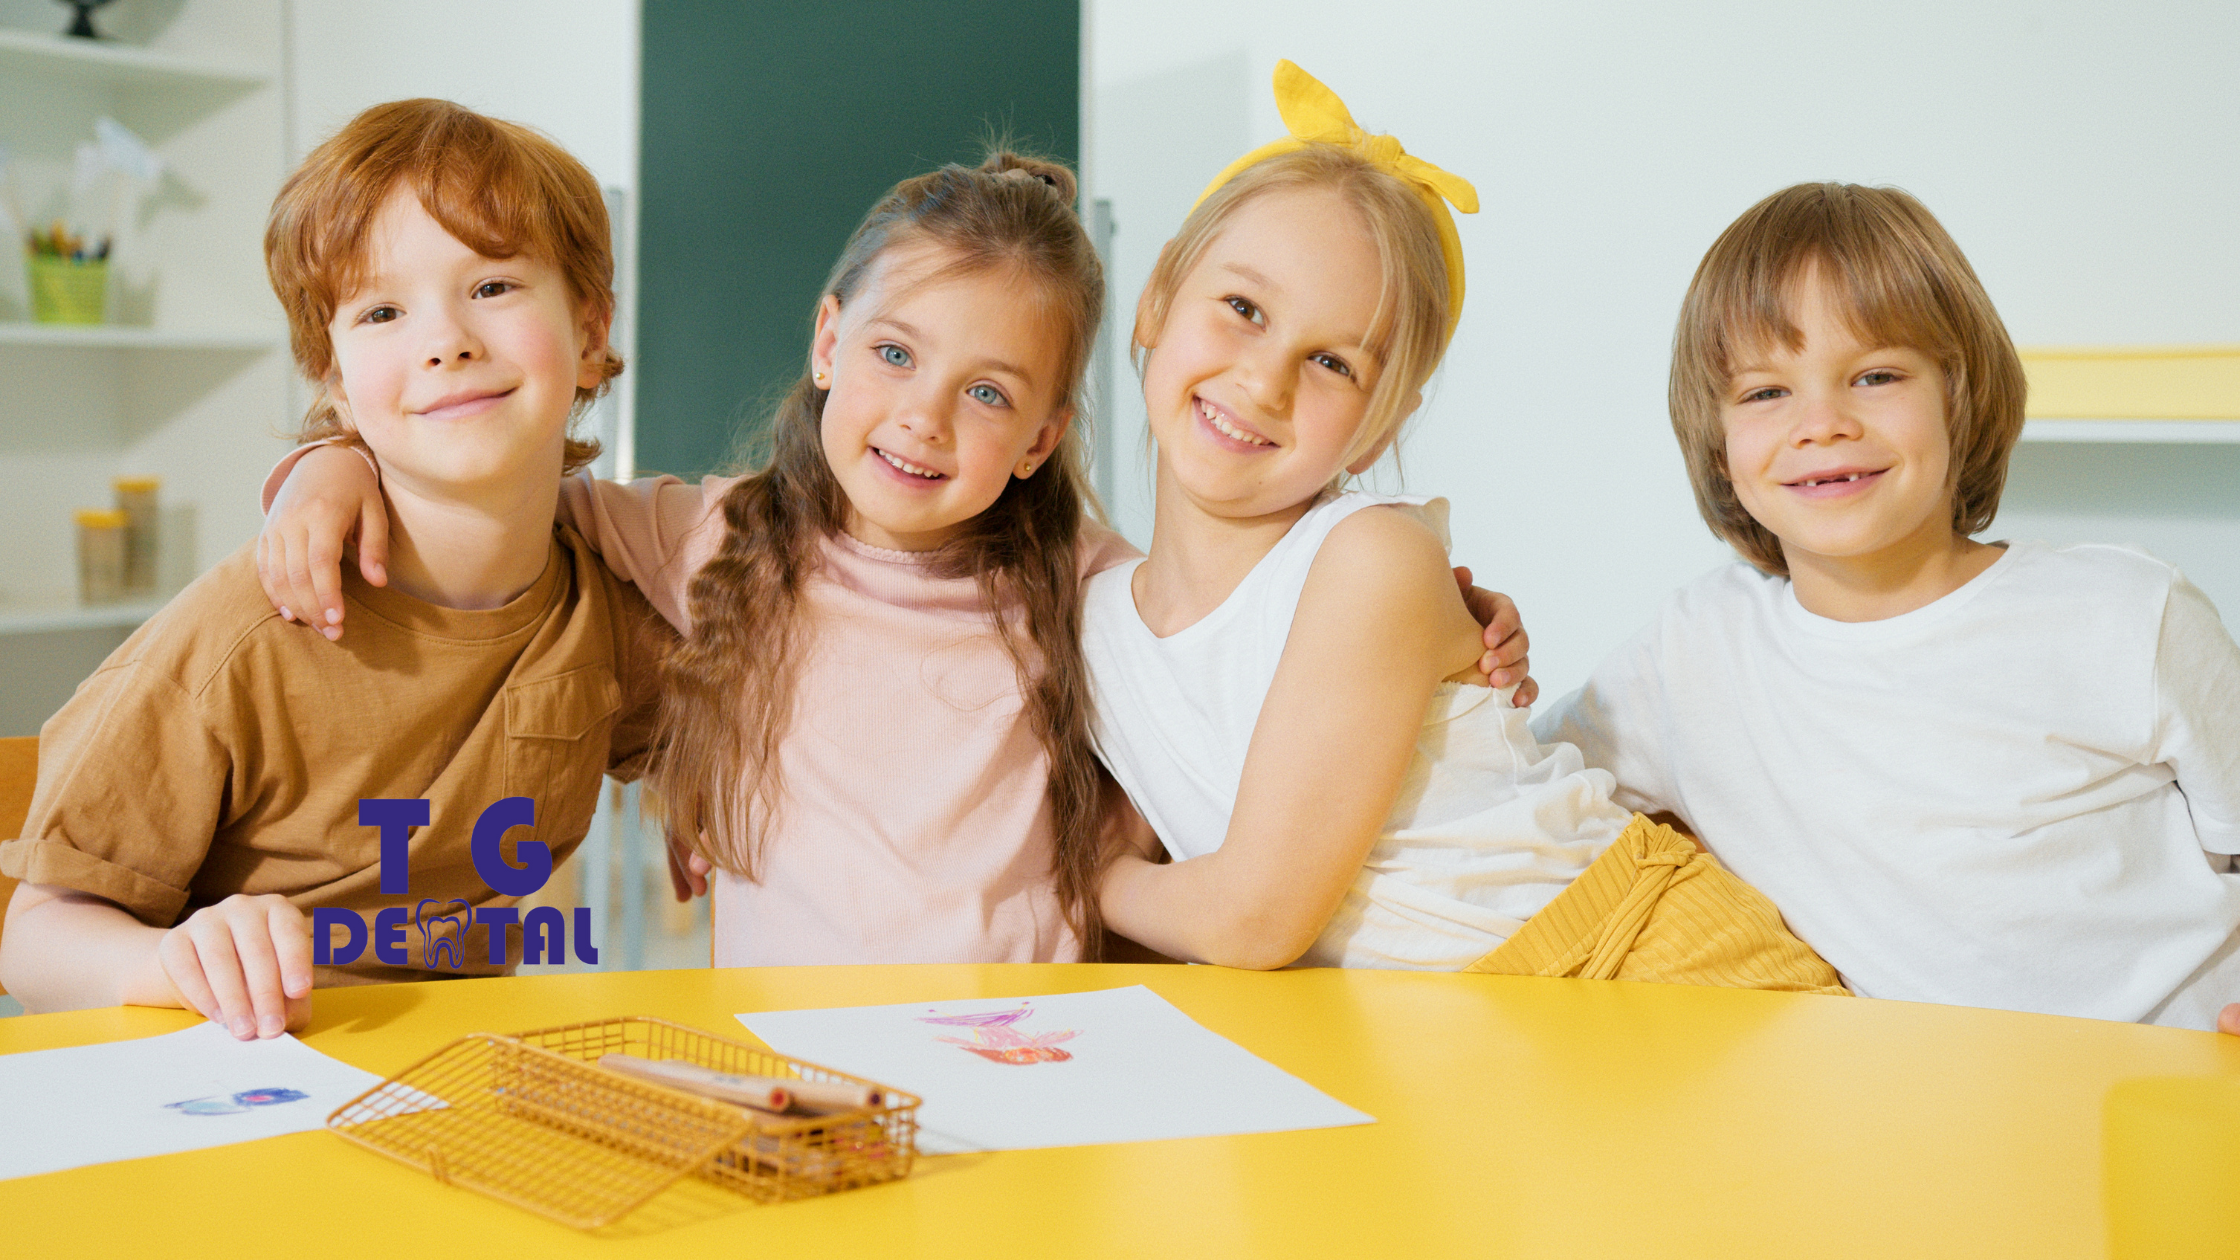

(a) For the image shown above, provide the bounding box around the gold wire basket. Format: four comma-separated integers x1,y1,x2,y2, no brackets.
327,1016,919,1230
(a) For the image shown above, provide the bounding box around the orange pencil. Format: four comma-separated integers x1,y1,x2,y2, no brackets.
596,1054,793,1113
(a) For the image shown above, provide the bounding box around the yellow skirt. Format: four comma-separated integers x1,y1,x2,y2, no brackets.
1464,814,1849,995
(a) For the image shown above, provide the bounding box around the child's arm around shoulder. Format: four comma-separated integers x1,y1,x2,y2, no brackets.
257,441,385,640
1077,515,1541,699
255,438,728,637
555,469,736,633
1098,505,1486,969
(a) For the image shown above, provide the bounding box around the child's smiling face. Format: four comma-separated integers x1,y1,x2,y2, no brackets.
811,242,1069,553
1139,186,1394,523
326,190,606,497
1721,270,1960,581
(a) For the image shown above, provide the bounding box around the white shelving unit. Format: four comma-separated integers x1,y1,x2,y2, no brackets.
2022,420,2240,444
0,3,289,736
0,322,280,351
0,596,169,636
0,27,264,90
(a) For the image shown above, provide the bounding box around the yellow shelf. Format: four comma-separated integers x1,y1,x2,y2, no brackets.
2021,419,2240,444
2020,344,2240,420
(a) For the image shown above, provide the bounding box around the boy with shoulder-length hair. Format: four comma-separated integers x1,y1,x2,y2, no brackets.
1542,182,2240,1032
0,99,667,1038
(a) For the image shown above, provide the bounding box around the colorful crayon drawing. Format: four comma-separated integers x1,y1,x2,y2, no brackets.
917,1003,1079,1065
164,1087,312,1116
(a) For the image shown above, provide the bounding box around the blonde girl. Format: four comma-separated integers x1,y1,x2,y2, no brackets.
1086,63,1844,991
263,153,1128,963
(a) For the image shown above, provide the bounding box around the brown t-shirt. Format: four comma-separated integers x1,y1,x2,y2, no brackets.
0,526,665,985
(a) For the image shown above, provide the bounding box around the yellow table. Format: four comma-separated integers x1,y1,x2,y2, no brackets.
3,965,2236,1258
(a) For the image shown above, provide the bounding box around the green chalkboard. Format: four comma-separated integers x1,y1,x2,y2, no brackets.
636,1,1080,479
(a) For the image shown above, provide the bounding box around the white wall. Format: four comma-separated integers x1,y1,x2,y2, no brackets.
286,1,636,184
1089,0,2240,699
287,0,641,471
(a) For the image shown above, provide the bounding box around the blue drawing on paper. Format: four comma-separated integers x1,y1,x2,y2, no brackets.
165,1087,312,1116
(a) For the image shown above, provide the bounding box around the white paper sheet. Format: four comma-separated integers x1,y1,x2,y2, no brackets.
737,985,1373,1153
0,1022,383,1180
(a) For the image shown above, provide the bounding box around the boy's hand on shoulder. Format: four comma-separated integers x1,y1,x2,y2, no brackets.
256,442,388,641
158,893,314,1040
2221,1003,2240,1036
1454,566,1537,706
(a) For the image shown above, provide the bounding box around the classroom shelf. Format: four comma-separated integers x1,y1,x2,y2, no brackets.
0,323,281,351
0,595,163,636
0,27,266,91
2019,419,2240,444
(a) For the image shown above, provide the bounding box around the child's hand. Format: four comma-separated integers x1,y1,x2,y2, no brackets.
157,894,314,1040
1454,567,1536,706
256,443,388,641
2221,1003,2239,1035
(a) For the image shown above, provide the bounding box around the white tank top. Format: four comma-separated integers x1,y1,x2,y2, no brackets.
1082,491,1631,969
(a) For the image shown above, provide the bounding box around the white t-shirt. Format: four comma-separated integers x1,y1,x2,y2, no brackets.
1084,492,1627,969
1536,540,2240,1028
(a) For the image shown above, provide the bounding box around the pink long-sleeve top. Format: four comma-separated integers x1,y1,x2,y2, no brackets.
558,472,1139,966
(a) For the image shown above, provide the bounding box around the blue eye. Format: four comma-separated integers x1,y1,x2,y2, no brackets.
879,344,912,368
968,383,1009,408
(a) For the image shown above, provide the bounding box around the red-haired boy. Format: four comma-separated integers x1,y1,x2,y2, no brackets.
0,99,665,1037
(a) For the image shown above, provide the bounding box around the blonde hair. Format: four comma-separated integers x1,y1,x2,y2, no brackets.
1669,182,2027,575
266,98,621,474
1134,144,1450,474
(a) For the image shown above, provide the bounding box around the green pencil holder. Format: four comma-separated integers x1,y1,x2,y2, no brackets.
27,255,110,325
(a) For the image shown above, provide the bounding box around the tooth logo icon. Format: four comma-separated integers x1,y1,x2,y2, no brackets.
415,898,473,969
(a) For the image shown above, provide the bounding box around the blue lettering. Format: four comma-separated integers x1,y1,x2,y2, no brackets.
312,908,366,966
522,906,565,965
572,907,599,965
373,906,409,966
473,906,519,965
415,898,471,969
470,797,549,897
337,798,605,971
360,799,431,895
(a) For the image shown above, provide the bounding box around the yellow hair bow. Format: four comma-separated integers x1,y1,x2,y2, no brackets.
1194,60,1478,339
